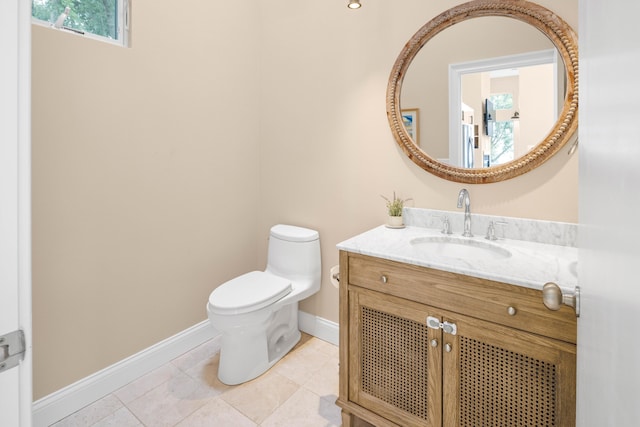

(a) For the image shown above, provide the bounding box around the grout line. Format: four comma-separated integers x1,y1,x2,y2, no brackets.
63,336,339,427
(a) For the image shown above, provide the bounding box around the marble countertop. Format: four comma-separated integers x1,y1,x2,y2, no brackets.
337,224,578,292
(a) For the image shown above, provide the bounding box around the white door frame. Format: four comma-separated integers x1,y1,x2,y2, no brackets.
0,1,32,426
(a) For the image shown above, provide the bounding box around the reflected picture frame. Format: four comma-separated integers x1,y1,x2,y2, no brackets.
401,108,419,145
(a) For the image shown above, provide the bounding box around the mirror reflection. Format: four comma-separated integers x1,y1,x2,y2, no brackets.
401,16,565,169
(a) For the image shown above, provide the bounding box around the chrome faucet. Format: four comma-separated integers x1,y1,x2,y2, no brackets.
457,189,473,237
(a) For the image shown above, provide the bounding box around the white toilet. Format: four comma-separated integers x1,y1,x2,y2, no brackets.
206,224,321,385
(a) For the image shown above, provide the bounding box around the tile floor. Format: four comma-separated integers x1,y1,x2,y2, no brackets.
51,334,341,427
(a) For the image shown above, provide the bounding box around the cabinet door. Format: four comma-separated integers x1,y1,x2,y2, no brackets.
349,288,442,427
442,314,576,427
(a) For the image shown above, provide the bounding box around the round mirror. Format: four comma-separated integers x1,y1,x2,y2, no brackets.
387,1,578,183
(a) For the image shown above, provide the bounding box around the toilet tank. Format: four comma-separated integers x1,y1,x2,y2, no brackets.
266,225,321,283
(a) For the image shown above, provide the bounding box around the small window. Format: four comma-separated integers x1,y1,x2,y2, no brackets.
32,0,129,46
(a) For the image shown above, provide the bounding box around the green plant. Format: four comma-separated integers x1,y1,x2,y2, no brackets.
381,192,412,217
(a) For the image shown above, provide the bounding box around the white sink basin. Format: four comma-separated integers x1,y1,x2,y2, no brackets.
409,235,512,261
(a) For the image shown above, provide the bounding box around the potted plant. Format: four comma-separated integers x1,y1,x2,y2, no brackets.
382,192,412,228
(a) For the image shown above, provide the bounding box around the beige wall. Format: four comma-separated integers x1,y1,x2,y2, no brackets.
32,0,578,399
32,1,262,398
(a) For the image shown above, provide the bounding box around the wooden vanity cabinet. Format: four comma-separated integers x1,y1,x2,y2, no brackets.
337,251,577,427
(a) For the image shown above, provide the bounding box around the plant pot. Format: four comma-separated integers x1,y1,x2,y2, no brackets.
387,215,404,227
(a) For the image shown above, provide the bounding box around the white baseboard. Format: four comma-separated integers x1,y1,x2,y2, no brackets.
32,320,217,427
298,310,339,346
32,311,339,426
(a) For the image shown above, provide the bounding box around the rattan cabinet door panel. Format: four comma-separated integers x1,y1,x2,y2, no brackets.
442,314,576,427
349,288,443,427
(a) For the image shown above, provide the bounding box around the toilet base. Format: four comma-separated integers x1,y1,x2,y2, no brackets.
215,303,301,385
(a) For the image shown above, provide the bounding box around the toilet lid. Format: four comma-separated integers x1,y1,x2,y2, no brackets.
208,271,292,315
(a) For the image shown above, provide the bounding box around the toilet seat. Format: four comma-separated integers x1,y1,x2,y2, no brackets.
208,271,292,315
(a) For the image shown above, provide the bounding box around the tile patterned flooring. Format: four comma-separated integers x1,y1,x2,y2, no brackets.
51,334,341,427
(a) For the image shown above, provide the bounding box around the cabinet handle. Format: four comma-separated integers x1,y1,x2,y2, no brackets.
445,343,452,353
507,306,517,316
542,282,580,317
381,275,388,284
430,339,438,348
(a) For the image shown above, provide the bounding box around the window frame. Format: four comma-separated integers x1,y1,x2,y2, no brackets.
31,0,130,47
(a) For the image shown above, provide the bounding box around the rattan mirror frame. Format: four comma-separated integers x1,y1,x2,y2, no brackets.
387,0,578,183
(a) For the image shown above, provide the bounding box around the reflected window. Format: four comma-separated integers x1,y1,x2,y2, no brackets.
489,94,515,165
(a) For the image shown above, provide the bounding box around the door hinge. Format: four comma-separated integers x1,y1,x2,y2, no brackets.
0,330,25,374
426,316,457,335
